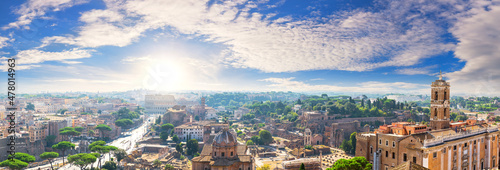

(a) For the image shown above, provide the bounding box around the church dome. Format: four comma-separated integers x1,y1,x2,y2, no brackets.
212,128,237,147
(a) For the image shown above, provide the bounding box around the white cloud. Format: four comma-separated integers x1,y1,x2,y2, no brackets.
0,48,93,71
446,3,500,96
309,78,324,81
3,0,89,30
13,48,93,65
41,0,455,73
122,55,152,63
395,65,437,75
259,77,427,94
0,36,10,48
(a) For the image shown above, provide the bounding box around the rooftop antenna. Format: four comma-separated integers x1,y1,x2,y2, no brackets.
439,70,443,80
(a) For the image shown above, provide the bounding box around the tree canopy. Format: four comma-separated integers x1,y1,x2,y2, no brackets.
52,141,75,164
259,130,273,145
67,153,97,170
326,157,372,170
40,152,59,170
8,153,35,163
0,159,29,170
115,119,134,128
186,139,199,155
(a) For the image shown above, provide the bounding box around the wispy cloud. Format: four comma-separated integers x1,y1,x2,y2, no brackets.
0,36,10,48
2,0,89,30
395,65,438,75
121,55,152,63
0,48,93,71
259,77,427,94
309,78,324,81
41,0,454,73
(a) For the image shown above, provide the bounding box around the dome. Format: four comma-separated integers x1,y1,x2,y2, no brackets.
212,129,237,147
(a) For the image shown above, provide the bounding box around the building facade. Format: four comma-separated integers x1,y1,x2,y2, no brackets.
145,94,176,114
356,75,500,170
191,128,254,170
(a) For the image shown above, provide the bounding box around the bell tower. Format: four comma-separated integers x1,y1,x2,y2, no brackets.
430,71,451,130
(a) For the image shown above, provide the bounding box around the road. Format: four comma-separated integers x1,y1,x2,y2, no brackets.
28,115,155,170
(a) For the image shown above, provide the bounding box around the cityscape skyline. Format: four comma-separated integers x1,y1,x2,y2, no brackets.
0,0,499,96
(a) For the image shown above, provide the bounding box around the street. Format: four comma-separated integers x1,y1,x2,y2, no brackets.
28,115,155,170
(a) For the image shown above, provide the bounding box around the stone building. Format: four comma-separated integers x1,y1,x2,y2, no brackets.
145,94,176,114
163,105,189,126
191,128,254,170
330,120,370,147
429,71,451,130
356,74,500,170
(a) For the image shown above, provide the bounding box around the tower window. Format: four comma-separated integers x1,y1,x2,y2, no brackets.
386,151,388,157
435,91,438,100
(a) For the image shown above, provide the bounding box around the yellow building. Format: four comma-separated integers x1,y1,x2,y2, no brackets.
356,73,500,170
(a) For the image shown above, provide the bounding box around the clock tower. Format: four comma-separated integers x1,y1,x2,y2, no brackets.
430,71,451,130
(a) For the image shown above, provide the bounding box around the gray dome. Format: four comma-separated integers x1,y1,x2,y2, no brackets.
212,129,237,147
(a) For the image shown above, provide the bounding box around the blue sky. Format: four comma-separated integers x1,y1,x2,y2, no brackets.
0,0,499,96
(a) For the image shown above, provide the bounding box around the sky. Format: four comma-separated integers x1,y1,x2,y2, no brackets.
0,0,499,96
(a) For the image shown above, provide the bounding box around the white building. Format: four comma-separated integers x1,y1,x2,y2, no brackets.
216,106,226,112
205,108,218,120
144,94,176,114
174,123,204,141
293,104,302,112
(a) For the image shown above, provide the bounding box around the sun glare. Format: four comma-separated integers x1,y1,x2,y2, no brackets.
142,56,187,91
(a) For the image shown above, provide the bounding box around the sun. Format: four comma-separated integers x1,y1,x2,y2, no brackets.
142,57,187,91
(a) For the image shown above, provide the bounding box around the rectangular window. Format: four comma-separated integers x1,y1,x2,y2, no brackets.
393,141,396,148
403,153,407,162
413,157,417,163
433,152,437,158
454,145,457,150
386,140,389,146
392,152,395,159
386,151,388,157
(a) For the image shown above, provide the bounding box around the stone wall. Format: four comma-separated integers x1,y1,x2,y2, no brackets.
0,137,46,161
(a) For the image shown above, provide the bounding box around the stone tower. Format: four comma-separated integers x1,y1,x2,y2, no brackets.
430,71,451,130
